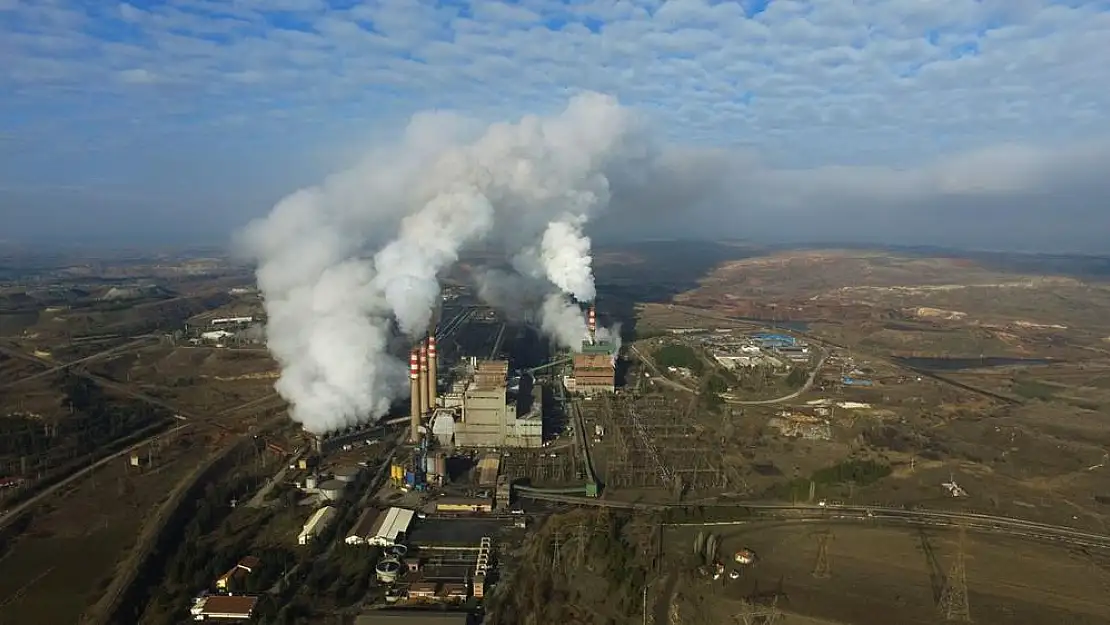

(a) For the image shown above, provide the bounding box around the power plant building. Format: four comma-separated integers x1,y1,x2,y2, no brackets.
569,341,617,395
567,304,617,395
448,359,542,448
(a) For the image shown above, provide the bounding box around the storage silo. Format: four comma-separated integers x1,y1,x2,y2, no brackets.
333,465,361,483
318,479,346,501
375,558,402,583
424,452,439,476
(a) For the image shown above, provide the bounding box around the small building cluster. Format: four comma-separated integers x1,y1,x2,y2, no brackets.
701,331,812,370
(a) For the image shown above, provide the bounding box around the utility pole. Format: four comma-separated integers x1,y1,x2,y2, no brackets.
551,532,562,574
938,525,972,622
812,529,832,579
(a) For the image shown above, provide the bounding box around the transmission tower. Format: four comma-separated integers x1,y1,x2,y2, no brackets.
550,531,563,573
938,525,972,622
812,529,832,579
734,596,782,625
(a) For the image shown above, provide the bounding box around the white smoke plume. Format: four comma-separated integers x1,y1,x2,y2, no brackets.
595,322,623,364
473,267,589,351
540,216,596,302
241,92,643,433
473,268,548,324
540,293,589,349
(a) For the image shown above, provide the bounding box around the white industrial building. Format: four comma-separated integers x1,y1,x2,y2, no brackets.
210,316,254,326
298,506,337,545
368,506,414,547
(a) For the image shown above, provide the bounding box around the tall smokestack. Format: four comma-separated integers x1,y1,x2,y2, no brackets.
419,341,430,415
408,350,421,443
588,304,596,344
427,334,438,412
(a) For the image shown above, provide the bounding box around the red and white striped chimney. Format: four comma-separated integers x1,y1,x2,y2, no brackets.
588,304,597,344
408,350,421,443
418,341,430,416
427,335,438,412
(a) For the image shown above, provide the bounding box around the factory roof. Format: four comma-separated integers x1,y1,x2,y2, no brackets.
354,611,470,625
580,340,617,355
370,507,415,546
300,506,336,537
347,507,383,543
194,595,259,618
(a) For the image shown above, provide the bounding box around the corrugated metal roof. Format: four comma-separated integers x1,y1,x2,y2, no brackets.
199,595,258,616
301,506,336,536
372,507,414,544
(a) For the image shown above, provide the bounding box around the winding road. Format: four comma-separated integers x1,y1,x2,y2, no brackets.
724,350,828,405
629,341,827,405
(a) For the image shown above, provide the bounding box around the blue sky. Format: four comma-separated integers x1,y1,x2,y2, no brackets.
2,0,1109,250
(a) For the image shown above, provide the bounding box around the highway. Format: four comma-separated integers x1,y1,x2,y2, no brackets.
513,491,1110,550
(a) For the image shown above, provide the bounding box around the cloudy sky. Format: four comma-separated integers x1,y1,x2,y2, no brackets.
1,0,1108,251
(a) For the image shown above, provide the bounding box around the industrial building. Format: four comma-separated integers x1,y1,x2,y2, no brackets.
298,506,337,545
566,305,617,395
214,556,260,592
434,497,493,514
346,508,383,546
477,454,500,487
431,359,543,448
190,594,259,621
367,506,415,547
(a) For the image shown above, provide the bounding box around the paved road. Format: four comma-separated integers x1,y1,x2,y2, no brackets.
628,344,697,394
0,335,158,390
629,338,827,405
0,423,191,530
724,350,828,406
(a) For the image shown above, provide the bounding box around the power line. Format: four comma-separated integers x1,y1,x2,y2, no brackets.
938,525,972,622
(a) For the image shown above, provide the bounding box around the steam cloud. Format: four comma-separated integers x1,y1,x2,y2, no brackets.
242,92,643,433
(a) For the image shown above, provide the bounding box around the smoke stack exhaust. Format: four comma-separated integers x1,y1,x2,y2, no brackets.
408,349,421,443
588,304,596,344
427,334,438,412
418,341,430,416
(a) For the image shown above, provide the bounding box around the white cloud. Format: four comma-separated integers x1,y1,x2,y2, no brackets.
1,1,1109,250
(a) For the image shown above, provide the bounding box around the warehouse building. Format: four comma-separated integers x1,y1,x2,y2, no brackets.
345,507,383,546
190,594,259,620
214,556,260,592
368,506,415,547
298,506,337,545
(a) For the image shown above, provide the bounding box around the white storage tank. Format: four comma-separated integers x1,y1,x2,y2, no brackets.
318,479,346,501
333,465,361,483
